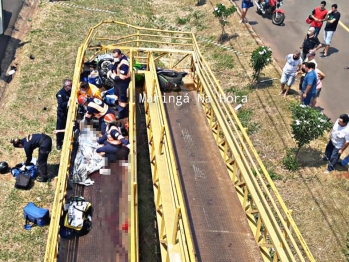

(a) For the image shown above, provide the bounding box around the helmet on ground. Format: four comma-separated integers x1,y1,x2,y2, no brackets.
78,94,87,105
104,113,116,123
0,162,9,174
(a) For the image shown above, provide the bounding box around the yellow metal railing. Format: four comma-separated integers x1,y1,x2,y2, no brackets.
190,37,316,261
44,44,83,261
44,20,316,262
141,52,196,261
129,53,138,262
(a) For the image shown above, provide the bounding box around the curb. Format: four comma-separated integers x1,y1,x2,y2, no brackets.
229,0,283,77
0,0,40,105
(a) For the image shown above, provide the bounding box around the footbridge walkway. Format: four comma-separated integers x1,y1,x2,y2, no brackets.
44,21,316,262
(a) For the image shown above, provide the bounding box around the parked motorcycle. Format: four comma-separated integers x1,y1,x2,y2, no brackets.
254,0,285,25
84,54,188,92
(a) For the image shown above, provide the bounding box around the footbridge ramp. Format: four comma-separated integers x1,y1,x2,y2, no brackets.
44,20,316,262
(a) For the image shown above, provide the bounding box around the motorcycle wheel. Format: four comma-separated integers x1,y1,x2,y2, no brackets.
272,12,285,25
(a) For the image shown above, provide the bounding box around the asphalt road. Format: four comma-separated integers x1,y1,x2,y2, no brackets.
0,0,22,67
232,0,349,121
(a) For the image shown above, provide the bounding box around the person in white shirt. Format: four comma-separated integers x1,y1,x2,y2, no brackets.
280,51,303,97
323,114,349,173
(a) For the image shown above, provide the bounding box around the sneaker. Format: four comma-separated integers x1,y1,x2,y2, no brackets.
239,19,243,24
56,145,62,151
36,176,48,182
323,170,330,174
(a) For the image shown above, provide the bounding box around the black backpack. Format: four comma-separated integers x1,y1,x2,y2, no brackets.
15,172,31,190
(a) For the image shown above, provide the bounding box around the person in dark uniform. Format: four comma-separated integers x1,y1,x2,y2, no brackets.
10,134,52,182
77,94,115,135
96,113,130,161
108,49,131,120
56,79,72,150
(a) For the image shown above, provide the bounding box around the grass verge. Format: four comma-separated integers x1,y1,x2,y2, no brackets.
1,0,349,261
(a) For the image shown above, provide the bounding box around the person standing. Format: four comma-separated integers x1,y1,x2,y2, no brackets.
240,0,253,23
279,51,302,97
108,49,131,120
310,67,325,108
10,134,52,182
304,52,318,68
321,4,340,57
301,62,317,105
323,114,349,173
56,79,72,150
309,1,328,37
301,27,322,60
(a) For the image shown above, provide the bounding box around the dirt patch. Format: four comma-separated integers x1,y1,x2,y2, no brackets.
0,0,39,106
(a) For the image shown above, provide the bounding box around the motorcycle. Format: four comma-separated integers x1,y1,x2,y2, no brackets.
84,54,188,93
254,0,285,25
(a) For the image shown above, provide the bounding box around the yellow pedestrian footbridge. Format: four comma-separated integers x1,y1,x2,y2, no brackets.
44,21,316,262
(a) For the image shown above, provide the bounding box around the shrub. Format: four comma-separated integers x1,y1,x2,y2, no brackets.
283,149,300,171
213,3,236,36
289,103,332,155
250,46,272,82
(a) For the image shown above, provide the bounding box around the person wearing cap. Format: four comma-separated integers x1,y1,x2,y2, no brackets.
304,52,318,68
108,49,131,120
78,81,102,100
309,1,328,37
77,95,115,135
55,79,72,150
96,113,130,160
321,4,340,57
301,27,322,60
10,134,52,182
279,51,303,97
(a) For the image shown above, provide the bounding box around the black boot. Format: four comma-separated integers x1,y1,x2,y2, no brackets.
36,175,48,182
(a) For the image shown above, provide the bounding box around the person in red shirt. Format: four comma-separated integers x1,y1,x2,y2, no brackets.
309,1,328,37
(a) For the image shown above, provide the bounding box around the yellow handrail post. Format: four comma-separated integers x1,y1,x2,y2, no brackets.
171,207,181,244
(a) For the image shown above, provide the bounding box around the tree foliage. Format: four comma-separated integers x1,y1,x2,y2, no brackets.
289,103,332,154
213,3,236,35
250,46,272,82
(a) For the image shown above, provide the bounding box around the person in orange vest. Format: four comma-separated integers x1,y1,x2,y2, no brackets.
79,81,102,100
77,95,115,135
96,113,130,160
108,49,131,120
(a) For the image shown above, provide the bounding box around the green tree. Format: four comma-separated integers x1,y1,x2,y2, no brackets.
250,45,272,83
213,3,236,37
289,103,332,156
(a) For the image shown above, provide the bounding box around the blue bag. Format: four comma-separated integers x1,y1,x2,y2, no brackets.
11,164,38,179
23,202,50,230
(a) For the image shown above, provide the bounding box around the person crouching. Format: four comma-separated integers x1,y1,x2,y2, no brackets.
96,113,130,161
10,134,52,182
